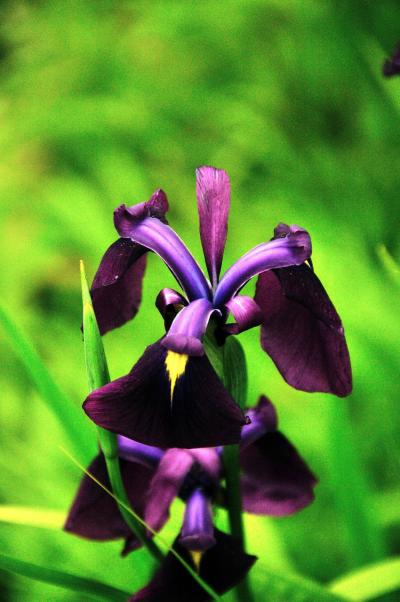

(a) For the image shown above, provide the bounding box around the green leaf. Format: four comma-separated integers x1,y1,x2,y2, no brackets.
329,557,400,601
223,336,248,409
0,302,94,461
376,244,400,284
0,505,64,530
0,553,130,601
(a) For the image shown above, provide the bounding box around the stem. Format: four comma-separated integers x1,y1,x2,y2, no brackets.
80,261,163,564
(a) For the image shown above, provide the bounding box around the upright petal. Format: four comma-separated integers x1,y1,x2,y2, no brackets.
130,529,257,602
162,299,220,356
196,166,231,288
214,225,311,307
90,238,147,335
83,340,247,448
114,190,211,301
254,264,352,396
64,453,155,550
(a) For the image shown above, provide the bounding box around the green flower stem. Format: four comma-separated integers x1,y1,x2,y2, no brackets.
80,261,163,564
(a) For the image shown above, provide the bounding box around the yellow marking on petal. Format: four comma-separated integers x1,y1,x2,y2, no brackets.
165,351,189,401
190,550,203,573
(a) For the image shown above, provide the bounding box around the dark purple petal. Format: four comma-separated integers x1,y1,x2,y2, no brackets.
83,340,247,448
196,166,230,288
383,43,400,77
240,430,317,517
162,299,220,356
224,295,263,335
64,453,155,549
117,436,164,468
145,449,194,532
255,265,352,396
240,395,277,449
114,192,211,302
90,238,147,335
214,225,311,307
179,489,215,552
155,288,187,318
130,528,257,602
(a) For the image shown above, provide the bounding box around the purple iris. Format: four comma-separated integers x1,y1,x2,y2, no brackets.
65,396,316,601
83,166,351,448
383,43,400,77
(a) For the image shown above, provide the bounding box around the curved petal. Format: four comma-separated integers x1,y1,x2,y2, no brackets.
179,488,215,553
155,288,187,317
117,436,164,468
223,295,263,335
64,453,155,547
130,529,257,602
240,395,277,449
162,299,220,356
145,449,194,532
83,340,247,448
240,430,317,516
90,238,147,335
196,166,230,288
114,191,211,302
213,225,311,307
254,265,352,396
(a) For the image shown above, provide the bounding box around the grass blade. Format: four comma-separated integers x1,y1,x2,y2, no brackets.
0,553,130,601
329,557,400,601
0,506,64,530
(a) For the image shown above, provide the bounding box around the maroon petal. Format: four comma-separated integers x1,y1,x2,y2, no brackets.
145,449,194,532
240,429,317,516
224,295,264,335
255,265,352,396
196,166,230,288
64,453,155,548
90,238,147,335
130,528,257,602
83,341,247,448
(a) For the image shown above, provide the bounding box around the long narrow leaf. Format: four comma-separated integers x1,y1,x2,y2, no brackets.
329,557,400,601
0,303,94,460
0,553,130,601
0,506,64,530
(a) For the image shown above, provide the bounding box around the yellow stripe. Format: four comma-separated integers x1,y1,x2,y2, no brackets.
165,351,189,400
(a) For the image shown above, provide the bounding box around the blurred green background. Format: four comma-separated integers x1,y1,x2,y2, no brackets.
0,0,399,600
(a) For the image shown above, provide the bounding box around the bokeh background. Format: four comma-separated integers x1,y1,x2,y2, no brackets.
0,1,399,600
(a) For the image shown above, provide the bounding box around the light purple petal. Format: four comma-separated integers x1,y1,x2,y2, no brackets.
224,295,263,335
90,238,147,335
114,191,211,302
117,436,164,468
196,166,230,288
240,395,277,449
188,448,221,482
179,488,215,552
255,264,352,396
162,299,220,356
145,449,194,532
214,225,311,307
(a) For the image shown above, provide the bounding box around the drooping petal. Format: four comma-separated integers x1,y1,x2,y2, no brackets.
223,295,264,335
240,428,317,516
83,340,247,448
162,299,220,356
117,436,164,468
64,453,155,549
196,166,231,288
114,191,211,302
145,449,194,532
383,43,400,77
213,225,311,307
130,529,257,602
90,238,147,335
254,263,352,396
179,488,215,553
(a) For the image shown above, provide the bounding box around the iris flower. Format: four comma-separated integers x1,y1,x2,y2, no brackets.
66,397,316,601
83,166,351,448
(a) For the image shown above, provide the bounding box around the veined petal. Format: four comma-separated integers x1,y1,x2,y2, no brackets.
179,488,216,554
239,397,317,517
162,299,220,356
130,529,256,602
196,166,230,288
117,436,164,468
255,264,352,396
114,191,211,301
145,449,194,533
90,238,147,335
83,340,247,448
224,295,263,335
64,453,155,550
214,225,311,307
